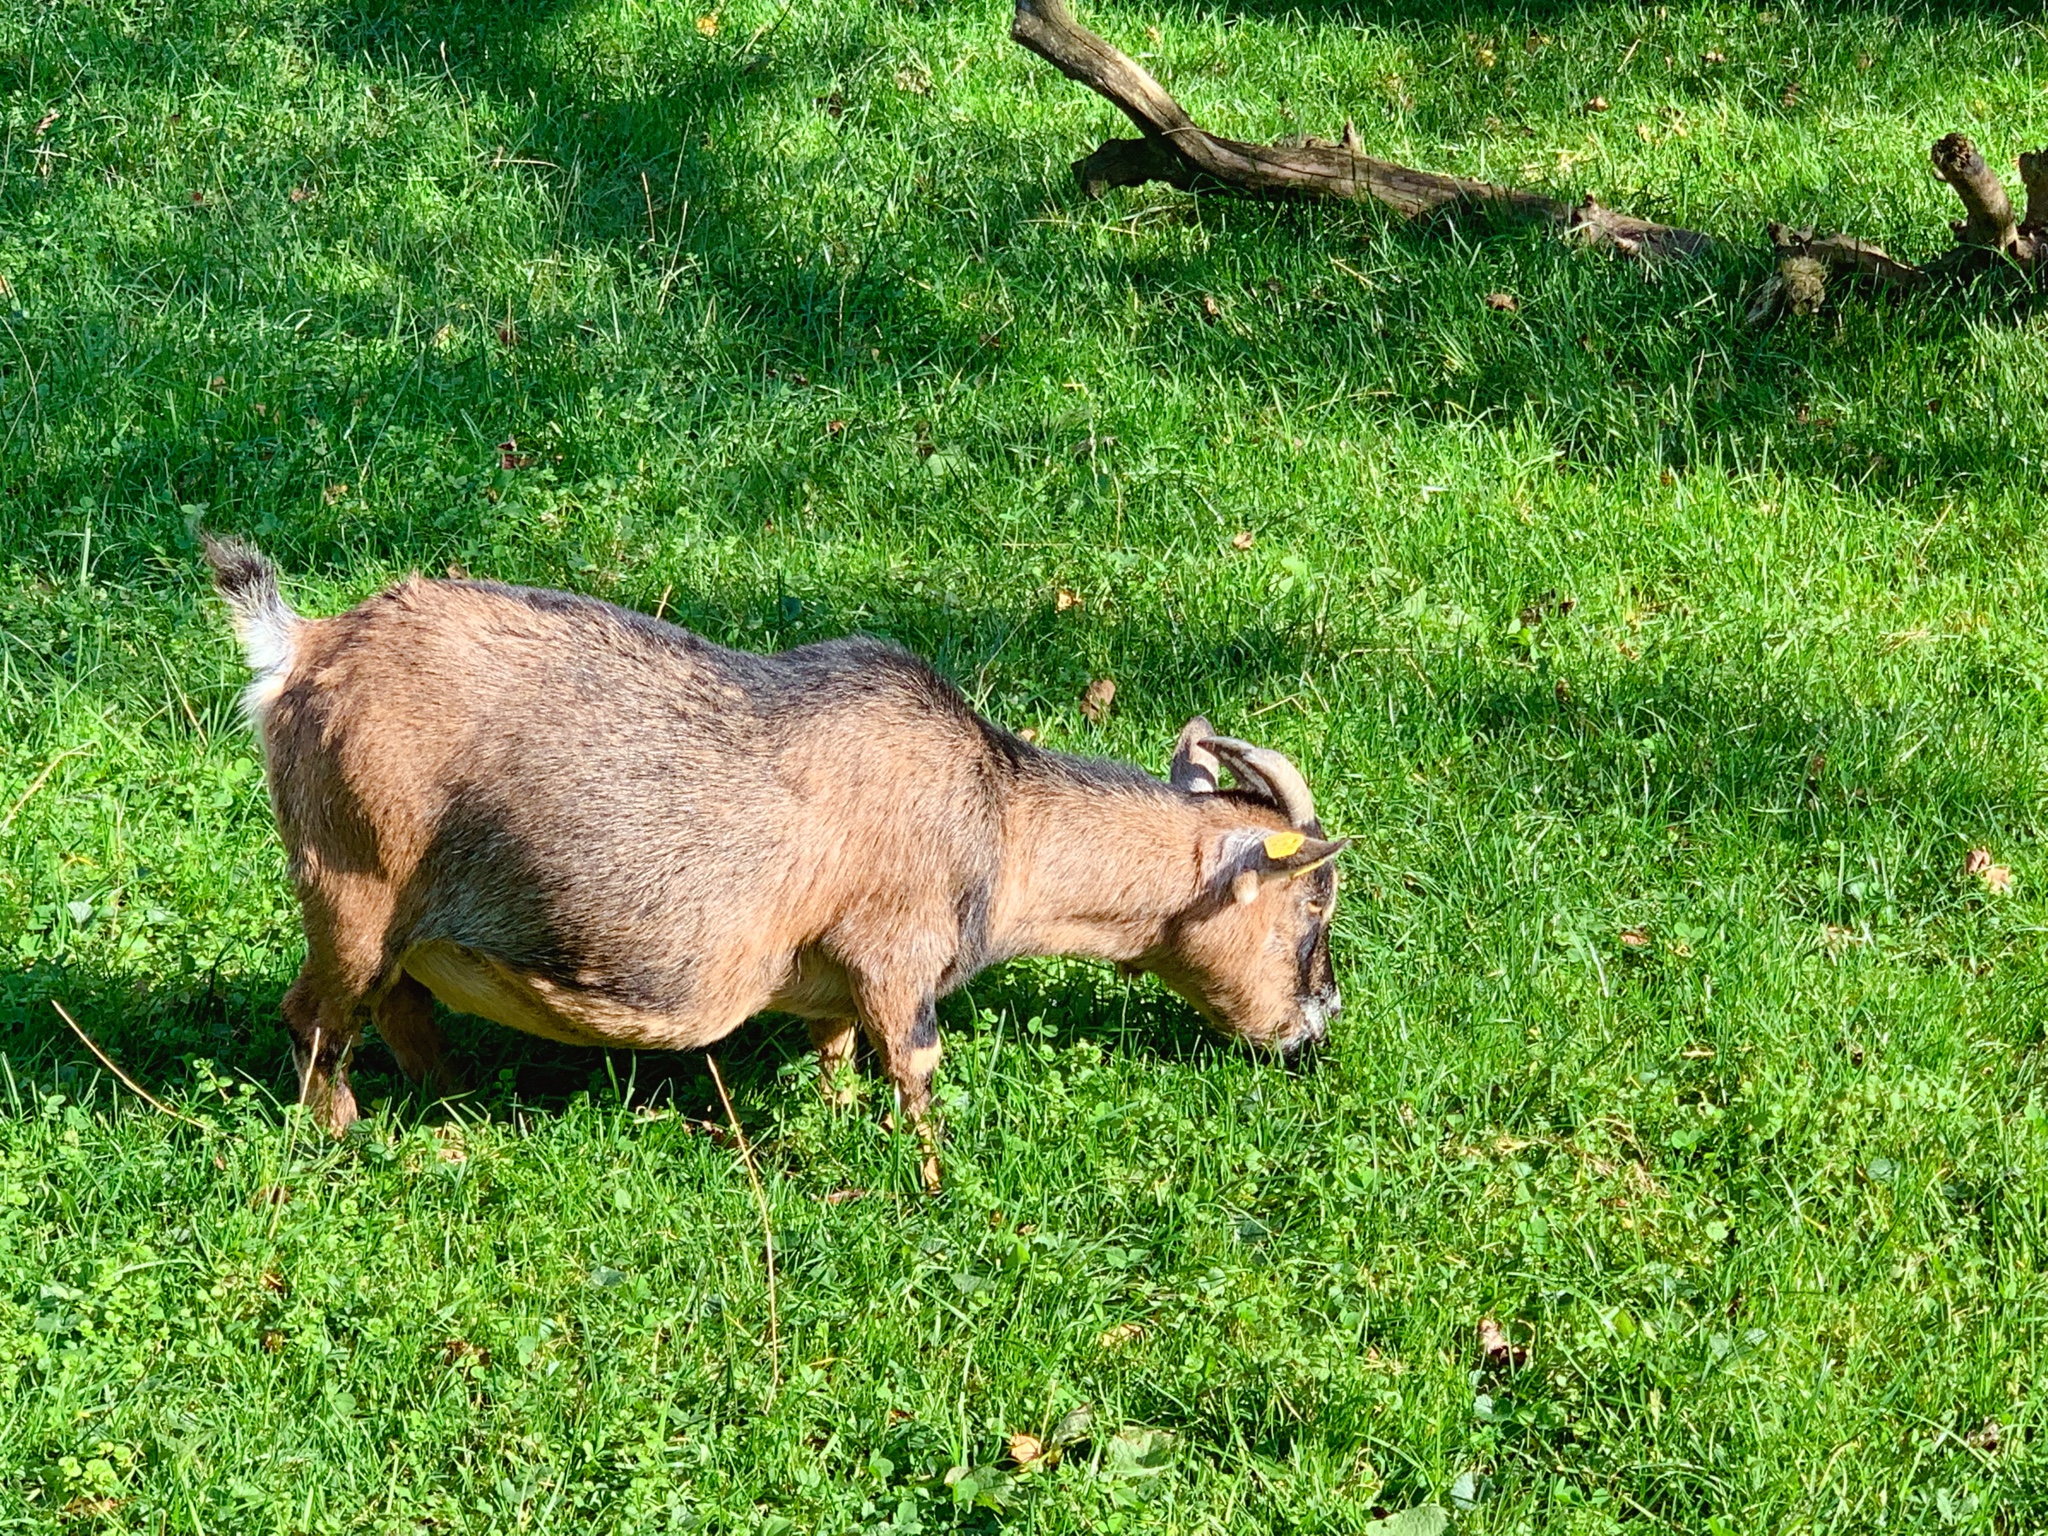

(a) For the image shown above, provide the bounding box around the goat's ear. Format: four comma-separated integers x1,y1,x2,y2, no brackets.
1209,828,1348,904
1171,717,1220,793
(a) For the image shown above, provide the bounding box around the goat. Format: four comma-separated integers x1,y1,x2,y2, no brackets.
205,537,1345,1185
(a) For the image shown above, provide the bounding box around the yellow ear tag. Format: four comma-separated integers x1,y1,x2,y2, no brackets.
1262,831,1306,861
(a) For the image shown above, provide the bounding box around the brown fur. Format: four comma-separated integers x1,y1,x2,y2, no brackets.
206,541,1344,1179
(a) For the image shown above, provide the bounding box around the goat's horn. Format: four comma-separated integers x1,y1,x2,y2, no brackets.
1170,717,1220,793
1198,736,1318,829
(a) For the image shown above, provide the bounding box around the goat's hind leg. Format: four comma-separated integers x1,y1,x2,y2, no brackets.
281,962,368,1135
374,972,457,1097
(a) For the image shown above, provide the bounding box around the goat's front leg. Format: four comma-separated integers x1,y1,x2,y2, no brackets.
855,990,944,1194
808,1017,859,1107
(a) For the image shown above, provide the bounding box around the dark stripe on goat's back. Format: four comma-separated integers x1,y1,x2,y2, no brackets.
446,580,725,659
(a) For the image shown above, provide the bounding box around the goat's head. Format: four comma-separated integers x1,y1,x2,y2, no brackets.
1141,718,1346,1065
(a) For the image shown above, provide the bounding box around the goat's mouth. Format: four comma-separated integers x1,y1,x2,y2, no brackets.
1277,991,1339,1069
1279,1033,1322,1070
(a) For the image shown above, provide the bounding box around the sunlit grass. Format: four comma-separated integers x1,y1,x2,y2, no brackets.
4,0,2048,1529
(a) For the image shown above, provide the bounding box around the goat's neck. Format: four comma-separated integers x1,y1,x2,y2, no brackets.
987,771,1213,966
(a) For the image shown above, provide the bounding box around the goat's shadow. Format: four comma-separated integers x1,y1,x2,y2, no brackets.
0,945,1226,1136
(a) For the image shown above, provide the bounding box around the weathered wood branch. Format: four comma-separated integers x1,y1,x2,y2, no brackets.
2018,149,2048,238
1011,0,2048,319
1932,132,2027,258
1012,0,1708,257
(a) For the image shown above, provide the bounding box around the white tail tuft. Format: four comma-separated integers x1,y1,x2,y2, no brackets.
202,534,300,725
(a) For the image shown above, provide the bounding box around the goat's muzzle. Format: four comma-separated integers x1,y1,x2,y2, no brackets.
1278,995,1337,1070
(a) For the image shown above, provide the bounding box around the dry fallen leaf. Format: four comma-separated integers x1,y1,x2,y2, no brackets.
289,183,315,203
1619,928,1650,949
1097,1321,1144,1349
1585,95,1610,114
499,439,533,470
208,375,227,394
1478,1317,1528,1369
1966,848,2013,894
34,108,60,137
1055,587,1082,612
1200,293,1221,321
1080,678,1116,724
1484,291,1519,311
1821,923,1868,956
1006,1432,1046,1468
826,419,846,436
1016,727,1039,744
1231,529,1255,550
822,1188,867,1205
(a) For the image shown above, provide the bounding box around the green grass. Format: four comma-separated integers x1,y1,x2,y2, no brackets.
6,0,2048,1528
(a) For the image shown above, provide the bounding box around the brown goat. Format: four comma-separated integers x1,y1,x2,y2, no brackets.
206,538,1345,1184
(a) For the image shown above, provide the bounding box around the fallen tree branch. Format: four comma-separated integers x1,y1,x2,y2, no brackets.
1013,0,1707,257
1011,0,2046,319
1932,132,2027,258
2022,149,2048,238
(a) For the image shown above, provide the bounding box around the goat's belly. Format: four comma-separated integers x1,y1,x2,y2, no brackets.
402,941,731,1050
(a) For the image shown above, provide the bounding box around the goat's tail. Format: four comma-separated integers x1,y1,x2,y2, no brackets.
202,533,300,722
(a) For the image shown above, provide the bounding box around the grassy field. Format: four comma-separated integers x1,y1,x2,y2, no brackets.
6,0,2048,1528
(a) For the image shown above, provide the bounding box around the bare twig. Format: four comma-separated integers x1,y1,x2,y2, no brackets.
50,1000,206,1128
267,1022,320,1245
706,1053,780,1399
2,740,97,834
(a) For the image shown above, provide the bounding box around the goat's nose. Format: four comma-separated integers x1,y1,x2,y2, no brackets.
1281,1031,1324,1072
